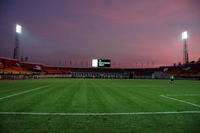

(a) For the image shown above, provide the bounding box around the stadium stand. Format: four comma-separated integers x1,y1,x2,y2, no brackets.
0,57,200,80
0,62,3,69
43,66,62,74
0,61,4,74
161,63,200,77
0,57,24,74
20,62,44,74
60,67,70,74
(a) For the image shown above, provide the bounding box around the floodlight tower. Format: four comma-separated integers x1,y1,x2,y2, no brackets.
182,31,189,64
13,24,22,60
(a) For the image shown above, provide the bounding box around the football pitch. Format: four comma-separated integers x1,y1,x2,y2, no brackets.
0,78,200,133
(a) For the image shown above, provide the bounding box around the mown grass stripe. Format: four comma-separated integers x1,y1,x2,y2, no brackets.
0,111,200,116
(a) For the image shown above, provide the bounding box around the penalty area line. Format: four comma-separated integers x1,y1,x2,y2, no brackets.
160,95,200,108
165,94,200,97
0,111,200,116
0,86,49,100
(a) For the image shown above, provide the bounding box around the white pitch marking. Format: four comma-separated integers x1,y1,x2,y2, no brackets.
160,95,200,108
0,111,200,116
165,94,200,97
0,86,49,100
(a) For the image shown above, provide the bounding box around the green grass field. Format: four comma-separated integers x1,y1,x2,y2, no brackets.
0,78,200,133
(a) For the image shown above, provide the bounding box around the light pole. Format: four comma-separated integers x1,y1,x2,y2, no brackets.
13,24,22,60
181,31,189,64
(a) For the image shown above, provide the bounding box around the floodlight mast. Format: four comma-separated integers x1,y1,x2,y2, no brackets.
182,31,189,64
13,24,22,60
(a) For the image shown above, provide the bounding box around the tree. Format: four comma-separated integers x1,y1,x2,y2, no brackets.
197,58,200,63
190,61,195,64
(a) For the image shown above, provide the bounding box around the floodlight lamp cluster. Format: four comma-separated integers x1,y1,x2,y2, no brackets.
16,24,22,34
182,31,188,40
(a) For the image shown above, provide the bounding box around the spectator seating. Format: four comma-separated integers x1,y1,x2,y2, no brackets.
0,57,199,77
43,66,62,74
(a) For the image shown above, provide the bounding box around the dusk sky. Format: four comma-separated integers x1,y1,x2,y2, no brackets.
0,0,200,68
